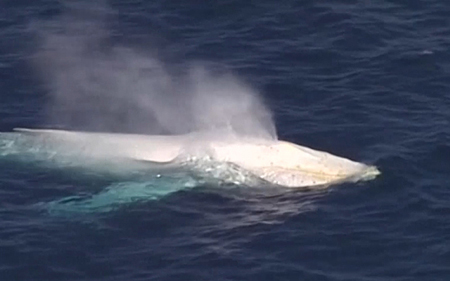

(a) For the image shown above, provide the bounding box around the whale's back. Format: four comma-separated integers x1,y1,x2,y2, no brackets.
11,128,380,188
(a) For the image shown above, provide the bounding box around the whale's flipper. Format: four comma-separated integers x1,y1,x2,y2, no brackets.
40,175,201,216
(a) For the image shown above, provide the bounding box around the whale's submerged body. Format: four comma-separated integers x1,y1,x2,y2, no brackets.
9,128,380,188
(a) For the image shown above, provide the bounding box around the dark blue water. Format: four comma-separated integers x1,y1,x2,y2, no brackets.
1,0,450,280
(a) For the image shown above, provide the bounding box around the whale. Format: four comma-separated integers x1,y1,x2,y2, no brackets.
7,128,380,188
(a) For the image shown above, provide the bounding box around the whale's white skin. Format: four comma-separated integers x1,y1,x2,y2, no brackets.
12,128,380,188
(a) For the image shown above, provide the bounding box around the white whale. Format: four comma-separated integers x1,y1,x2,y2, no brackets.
11,128,380,188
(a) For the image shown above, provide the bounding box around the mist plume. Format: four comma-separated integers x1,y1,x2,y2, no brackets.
31,1,277,140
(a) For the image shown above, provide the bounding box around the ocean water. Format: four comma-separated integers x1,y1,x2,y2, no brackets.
1,0,450,280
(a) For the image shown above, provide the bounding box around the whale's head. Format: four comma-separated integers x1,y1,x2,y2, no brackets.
210,140,380,188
